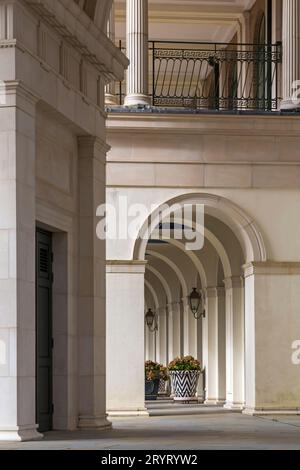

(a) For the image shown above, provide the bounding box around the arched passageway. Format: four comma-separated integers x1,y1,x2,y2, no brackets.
107,192,300,417
140,194,252,409
106,193,266,415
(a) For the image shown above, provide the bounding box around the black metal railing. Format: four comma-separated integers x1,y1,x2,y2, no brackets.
117,40,282,111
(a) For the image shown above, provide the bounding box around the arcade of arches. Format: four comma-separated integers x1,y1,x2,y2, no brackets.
106,190,300,417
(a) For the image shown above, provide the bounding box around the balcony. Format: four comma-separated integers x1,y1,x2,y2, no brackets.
113,40,282,113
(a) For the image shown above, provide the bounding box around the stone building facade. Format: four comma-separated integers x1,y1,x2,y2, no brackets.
0,0,300,442
0,0,127,440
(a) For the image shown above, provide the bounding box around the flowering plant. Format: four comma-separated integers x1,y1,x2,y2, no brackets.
145,360,160,381
159,365,168,381
168,356,201,371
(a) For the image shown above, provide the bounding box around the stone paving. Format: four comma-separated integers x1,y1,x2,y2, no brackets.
1,404,300,450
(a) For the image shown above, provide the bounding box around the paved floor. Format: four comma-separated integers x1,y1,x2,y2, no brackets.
1,403,300,450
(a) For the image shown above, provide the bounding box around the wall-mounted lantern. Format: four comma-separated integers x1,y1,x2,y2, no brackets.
145,308,158,332
189,288,206,320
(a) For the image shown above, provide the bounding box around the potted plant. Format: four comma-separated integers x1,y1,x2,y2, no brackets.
158,365,168,395
145,360,160,400
168,356,202,402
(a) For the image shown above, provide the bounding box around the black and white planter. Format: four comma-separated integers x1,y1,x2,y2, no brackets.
169,370,200,401
158,378,167,395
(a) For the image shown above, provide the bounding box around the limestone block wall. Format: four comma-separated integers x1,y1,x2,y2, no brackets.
106,111,300,414
106,113,300,263
0,0,127,440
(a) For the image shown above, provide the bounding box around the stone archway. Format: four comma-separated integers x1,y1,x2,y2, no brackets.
106,192,268,416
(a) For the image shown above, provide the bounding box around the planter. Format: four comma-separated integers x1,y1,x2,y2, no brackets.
169,370,200,401
158,378,167,394
145,378,160,401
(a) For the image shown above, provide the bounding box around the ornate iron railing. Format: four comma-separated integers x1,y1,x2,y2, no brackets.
117,41,282,111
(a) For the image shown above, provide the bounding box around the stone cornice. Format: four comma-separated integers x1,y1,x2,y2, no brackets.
0,42,109,122
243,262,300,278
106,260,147,266
0,80,39,115
106,260,147,274
106,113,300,137
24,0,128,82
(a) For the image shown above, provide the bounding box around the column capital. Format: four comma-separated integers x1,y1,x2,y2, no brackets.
156,306,167,316
203,286,225,298
106,259,147,274
167,301,180,309
243,261,300,278
223,276,243,289
216,286,225,297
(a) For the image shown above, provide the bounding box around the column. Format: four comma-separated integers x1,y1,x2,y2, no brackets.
124,0,151,106
105,1,118,106
148,326,156,362
237,11,251,109
203,288,226,404
166,304,173,363
196,303,204,402
182,297,197,358
281,0,300,110
157,308,167,365
244,262,300,415
224,277,244,410
77,137,111,430
217,287,226,403
145,318,150,360
106,261,148,417
0,83,41,441
168,302,181,359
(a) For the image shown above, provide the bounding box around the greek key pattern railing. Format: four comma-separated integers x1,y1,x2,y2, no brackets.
117,41,282,111
150,41,281,111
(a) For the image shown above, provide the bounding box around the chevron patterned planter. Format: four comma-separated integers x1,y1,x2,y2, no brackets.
158,379,167,394
170,370,200,401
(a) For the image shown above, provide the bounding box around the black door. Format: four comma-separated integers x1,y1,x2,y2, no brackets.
36,229,53,432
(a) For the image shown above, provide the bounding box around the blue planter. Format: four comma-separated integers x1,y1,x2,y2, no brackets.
145,378,160,400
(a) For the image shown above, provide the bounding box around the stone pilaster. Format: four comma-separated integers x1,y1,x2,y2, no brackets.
124,0,150,106
182,296,198,358
203,287,226,405
77,136,111,430
243,262,300,415
106,261,149,417
167,302,181,358
157,307,168,365
281,0,300,110
0,82,42,441
223,276,245,410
